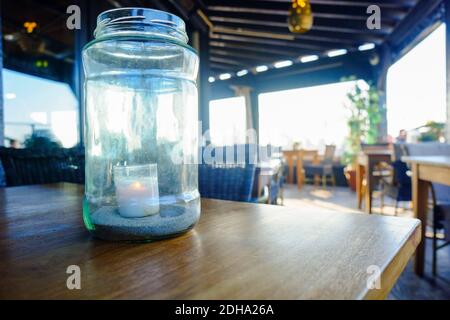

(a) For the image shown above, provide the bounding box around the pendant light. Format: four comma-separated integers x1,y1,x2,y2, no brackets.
288,0,313,33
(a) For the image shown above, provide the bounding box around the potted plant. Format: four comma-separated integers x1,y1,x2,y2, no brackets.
417,121,445,142
342,79,380,191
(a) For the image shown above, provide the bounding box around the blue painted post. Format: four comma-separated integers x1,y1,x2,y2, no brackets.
192,31,211,140
0,3,3,146
445,0,450,141
250,89,260,146
374,44,392,143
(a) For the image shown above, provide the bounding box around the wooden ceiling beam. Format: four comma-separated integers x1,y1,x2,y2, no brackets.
209,33,342,51
209,16,392,35
210,62,239,72
212,26,379,45
210,48,277,63
233,0,418,9
209,40,313,57
210,56,251,68
207,4,408,21
211,55,266,69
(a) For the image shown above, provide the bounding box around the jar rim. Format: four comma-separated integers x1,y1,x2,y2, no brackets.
94,7,188,43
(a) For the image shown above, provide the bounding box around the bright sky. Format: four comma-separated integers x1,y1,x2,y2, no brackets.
258,80,360,153
209,81,359,153
3,69,79,147
387,23,446,137
209,96,247,146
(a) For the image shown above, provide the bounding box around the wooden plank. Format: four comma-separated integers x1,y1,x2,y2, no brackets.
207,4,408,21
411,163,428,276
210,48,284,62
209,11,397,30
210,33,335,51
242,0,417,8
210,62,239,72
0,183,420,299
210,16,392,35
402,156,450,276
210,56,250,68
210,40,308,58
418,165,450,186
212,26,370,45
402,156,450,167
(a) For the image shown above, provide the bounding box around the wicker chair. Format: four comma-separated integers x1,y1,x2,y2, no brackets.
0,147,85,187
198,163,256,202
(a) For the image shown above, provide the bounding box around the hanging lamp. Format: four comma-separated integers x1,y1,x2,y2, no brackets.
288,0,313,33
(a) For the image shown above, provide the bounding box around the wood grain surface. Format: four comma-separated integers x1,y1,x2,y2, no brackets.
0,183,420,299
402,156,450,276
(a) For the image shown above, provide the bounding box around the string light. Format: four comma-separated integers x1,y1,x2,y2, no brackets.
35,60,49,68
288,0,313,34
24,21,38,34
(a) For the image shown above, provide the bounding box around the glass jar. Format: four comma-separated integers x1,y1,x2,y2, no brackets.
82,8,200,241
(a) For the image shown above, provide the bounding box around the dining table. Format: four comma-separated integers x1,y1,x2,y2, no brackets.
356,149,393,213
282,149,318,189
402,156,450,276
0,183,420,299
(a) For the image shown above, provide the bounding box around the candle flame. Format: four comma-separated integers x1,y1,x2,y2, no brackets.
131,181,143,190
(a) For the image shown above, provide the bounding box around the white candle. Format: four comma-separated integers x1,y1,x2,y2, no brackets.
114,164,160,218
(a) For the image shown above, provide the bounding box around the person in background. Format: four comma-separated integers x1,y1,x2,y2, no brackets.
5,138,19,148
396,129,407,143
10,139,19,148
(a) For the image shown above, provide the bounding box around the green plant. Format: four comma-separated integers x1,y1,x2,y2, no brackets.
341,79,381,167
417,121,445,142
23,133,61,150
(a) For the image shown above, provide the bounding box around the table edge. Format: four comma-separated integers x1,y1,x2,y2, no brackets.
361,219,421,300
402,156,450,167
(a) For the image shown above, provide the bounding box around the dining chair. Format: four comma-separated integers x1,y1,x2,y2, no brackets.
379,160,412,214
268,164,284,205
430,183,450,275
303,145,336,188
0,147,85,186
198,163,256,202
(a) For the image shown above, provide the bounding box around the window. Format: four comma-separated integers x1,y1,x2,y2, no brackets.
209,96,247,146
387,24,446,139
3,69,79,148
259,80,362,153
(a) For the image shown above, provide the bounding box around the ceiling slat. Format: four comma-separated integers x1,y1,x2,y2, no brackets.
207,4,408,21
209,16,392,34
210,62,237,71
228,0,418,9
209,33,341,52
213,25,384,44
210,40,313,57
210,56,251,68
210,49,277,62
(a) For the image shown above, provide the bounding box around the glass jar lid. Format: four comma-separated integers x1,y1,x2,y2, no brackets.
94,7,188,43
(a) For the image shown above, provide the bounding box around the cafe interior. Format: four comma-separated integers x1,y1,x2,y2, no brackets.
0,0,449,300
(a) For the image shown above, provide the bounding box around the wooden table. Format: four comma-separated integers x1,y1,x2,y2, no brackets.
0,183,420,299
356,150,393,213
402,156,450,276
282,149,318,189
